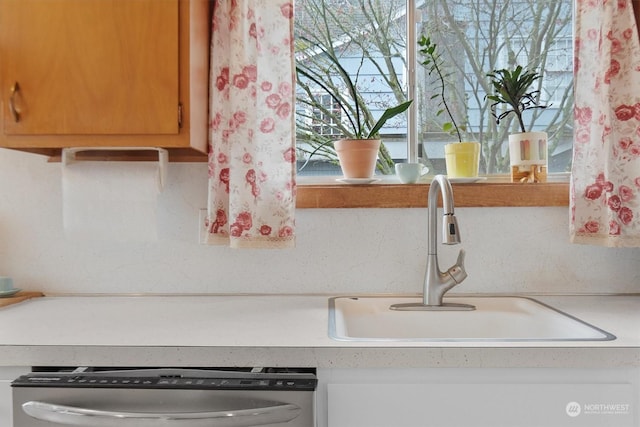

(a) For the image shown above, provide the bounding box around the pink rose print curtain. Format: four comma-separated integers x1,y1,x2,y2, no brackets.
571,0,640,247
205,1,296,248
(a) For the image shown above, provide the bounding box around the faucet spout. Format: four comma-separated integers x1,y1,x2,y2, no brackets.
391,175,474,312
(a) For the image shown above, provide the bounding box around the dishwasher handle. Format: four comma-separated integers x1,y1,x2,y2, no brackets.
22,400,301,427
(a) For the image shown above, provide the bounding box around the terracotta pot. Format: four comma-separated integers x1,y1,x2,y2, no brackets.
444,141,480,178
334,138,381,179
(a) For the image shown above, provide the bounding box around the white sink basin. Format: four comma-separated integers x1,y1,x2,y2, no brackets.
329,296,615,342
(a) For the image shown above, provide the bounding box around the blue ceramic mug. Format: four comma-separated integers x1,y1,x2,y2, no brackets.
0,277,14,292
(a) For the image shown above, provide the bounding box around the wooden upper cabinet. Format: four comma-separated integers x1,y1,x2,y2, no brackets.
0,0,209,157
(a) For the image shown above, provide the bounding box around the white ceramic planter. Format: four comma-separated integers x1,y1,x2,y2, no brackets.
508,132,547,182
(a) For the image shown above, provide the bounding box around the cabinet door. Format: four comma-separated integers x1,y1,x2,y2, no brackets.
0,0,179,136
0,367,29,427
319,368,639,427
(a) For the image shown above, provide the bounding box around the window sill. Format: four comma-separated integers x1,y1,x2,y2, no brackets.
296,177,569,208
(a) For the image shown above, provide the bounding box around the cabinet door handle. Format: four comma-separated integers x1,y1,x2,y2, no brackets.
9,81,21,122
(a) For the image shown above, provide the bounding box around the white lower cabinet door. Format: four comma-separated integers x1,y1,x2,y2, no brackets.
0,367,30,427
322,368,639,427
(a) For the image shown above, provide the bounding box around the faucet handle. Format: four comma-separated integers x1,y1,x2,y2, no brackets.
447,249,468,284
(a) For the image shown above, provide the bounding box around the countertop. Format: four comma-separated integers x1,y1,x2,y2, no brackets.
0,294,638,368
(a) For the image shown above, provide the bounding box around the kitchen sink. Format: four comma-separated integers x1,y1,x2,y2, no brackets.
329,296,615,342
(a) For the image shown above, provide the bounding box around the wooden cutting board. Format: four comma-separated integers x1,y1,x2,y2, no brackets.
0,291,44,308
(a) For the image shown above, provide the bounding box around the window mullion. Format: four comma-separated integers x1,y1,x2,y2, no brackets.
406,0,418,163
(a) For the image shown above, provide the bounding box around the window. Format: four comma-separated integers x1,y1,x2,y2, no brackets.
311,94,342,137
294,0,574,177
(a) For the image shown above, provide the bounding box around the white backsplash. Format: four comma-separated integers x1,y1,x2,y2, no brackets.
0,148,638,295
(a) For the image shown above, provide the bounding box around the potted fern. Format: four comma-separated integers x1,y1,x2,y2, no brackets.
418,36,480,178
486,65,549,182
296,48,412,179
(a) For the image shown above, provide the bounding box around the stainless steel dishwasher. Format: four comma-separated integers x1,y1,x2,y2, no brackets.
12,367,316,427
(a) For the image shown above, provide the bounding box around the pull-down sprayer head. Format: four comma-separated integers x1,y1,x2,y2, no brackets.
443,213,461,245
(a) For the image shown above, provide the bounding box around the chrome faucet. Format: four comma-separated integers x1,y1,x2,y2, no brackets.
391,174,475,311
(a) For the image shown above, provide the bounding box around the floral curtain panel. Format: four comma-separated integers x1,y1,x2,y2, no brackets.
205,1,296,249
571,0,640,247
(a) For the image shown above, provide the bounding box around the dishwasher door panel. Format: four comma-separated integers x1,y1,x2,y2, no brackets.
13,387,314,427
